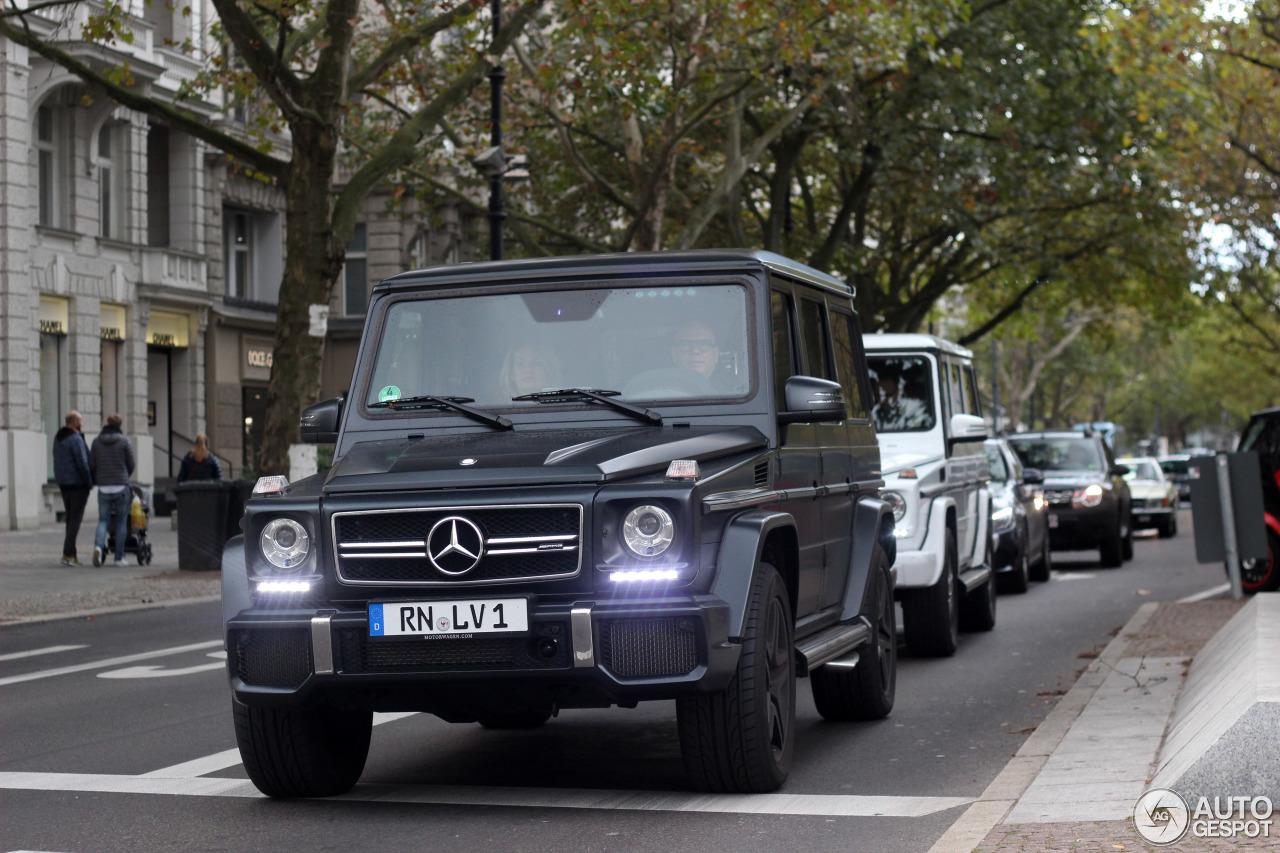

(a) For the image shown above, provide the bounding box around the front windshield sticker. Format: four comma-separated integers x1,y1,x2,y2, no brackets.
378,385,402,403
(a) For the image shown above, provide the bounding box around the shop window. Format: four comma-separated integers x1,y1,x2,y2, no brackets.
242,386,267,474
40,297,70,481
35,103,71,229
96,123,126,240
343,223,368,316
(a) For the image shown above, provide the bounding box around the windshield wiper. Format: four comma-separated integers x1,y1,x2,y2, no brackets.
512,388,662,425
369,395,513,430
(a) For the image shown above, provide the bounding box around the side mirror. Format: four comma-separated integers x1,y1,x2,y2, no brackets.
1111,464,1130,477
949,413,989,441
300,396,343,444
1021,467,1044,485
779,376,846,424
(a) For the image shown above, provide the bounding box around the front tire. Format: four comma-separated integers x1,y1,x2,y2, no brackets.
998,533,1031,594
1241,528,1280,593
811,548,896,722
1121,514,1135,561
961,532,998,632
233,698,372,798
1158,513,1177,539
902,528,959,657
1029,530,1052,583
677,562,795,793
1099,520,1124,568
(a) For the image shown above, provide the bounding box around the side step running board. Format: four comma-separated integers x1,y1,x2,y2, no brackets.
795,619,870,676
958,565,992,593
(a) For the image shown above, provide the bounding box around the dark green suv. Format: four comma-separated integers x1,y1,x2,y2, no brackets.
222,251,897,798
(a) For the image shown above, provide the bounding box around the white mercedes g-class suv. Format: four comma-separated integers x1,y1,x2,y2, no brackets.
862,334,997,656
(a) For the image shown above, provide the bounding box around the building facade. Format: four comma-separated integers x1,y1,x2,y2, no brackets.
0,4,477,530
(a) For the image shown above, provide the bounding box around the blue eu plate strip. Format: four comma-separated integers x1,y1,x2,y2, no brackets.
368,603,384,636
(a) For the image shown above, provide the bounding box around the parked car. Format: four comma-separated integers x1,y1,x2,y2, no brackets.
1158,454,1194,502
985,438,1052,592
1007,430,1133,568
864,333,997,657
1238,407,1280,592
221,250,899,798
1117,456,1179,538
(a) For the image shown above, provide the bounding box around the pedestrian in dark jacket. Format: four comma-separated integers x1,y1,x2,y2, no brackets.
177,434,223,483
53,410,93,565
89,413,136,567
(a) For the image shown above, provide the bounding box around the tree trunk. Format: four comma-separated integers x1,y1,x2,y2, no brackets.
258,126,344,477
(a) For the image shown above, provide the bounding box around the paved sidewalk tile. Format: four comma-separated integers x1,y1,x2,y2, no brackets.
978,818,1277,852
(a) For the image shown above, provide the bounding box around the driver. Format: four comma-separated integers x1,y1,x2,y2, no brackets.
671,321,720,379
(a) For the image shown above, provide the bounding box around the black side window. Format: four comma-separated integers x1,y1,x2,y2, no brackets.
798,296,832,379
829,308,869,419
770,290,797,403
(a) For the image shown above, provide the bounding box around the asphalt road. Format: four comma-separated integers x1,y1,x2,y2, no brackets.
0,509,1229,853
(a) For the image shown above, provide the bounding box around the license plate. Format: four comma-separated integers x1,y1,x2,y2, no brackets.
1137,515,1150,524
1048,513,1059,529
369,598,528,638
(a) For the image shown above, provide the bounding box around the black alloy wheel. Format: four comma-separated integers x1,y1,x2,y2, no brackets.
677,562,795,793
1030,529,1052,582
902,528,960,657
999,530,1031,594
811,547,897,721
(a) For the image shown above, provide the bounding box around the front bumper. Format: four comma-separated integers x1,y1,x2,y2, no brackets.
1132,505,1175,528
226,594,738,713
1046,505,1117,550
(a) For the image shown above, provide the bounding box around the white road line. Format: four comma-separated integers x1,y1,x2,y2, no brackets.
0,771,973,816
0,640,222,687
139,712,418,779
0,645,87,662
1177,582,1231,603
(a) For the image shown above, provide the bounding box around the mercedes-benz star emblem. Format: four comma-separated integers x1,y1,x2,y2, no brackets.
426,516,485,575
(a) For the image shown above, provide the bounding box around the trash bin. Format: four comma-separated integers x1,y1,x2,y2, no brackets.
226,479,257,541
174,480,232,571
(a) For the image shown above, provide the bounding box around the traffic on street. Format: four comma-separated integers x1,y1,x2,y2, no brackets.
1,508,1230,853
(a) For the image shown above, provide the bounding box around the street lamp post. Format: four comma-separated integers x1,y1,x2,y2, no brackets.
488,0,505,261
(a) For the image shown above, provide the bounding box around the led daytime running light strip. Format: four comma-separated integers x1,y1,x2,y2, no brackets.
610,569,679,582
256,580,312,593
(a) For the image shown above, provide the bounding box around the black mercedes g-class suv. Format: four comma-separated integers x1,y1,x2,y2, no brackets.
222,250,897,798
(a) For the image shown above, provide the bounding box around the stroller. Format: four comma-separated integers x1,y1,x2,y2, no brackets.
105,483,154,565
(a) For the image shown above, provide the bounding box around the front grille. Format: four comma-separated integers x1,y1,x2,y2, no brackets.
333,504,582,585
232,627,312,687
336,623,570,673
598,618,699,678
1044,489,1074,506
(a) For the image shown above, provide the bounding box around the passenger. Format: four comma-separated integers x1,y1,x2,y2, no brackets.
872,373,931,431
670,320,741,393
501,344,562,398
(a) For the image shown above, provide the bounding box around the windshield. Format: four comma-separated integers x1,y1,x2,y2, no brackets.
1121,460,1161,481
1009,437,1103,472
365,283,752,410
866,355,936,432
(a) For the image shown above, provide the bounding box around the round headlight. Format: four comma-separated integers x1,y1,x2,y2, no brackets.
260,518,310,570
622,505,675,558
883,491,907,522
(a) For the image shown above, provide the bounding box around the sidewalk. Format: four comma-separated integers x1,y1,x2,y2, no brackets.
0,520,219,624
936,596,1267,853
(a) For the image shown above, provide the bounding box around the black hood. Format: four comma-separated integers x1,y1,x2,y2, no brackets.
323,425,768,493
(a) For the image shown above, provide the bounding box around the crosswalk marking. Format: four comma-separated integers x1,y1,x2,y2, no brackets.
0,771,973,816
